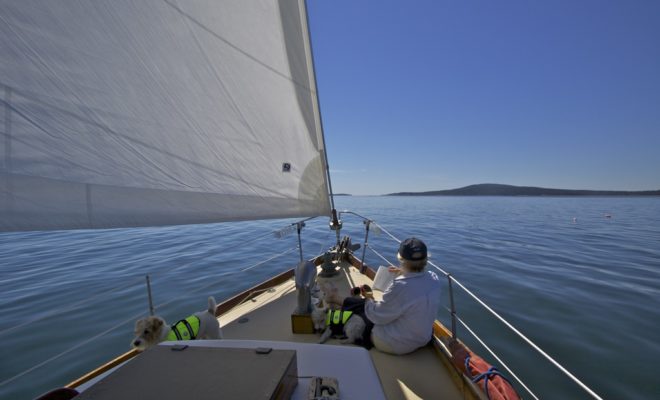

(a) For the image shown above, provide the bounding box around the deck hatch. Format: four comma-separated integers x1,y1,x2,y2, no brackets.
75,345,297,400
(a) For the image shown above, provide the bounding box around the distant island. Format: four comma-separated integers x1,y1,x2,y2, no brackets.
333,193,352,196
387,184,660,196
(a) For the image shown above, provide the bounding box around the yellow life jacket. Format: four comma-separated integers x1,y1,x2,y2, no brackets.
166,315,200,341
325,310,353,336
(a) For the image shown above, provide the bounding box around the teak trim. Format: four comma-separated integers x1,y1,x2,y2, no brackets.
215,268,295,316
66,349,139,389
67,268,297,390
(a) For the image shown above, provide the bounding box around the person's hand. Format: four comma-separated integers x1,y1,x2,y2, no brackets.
360,285,374,300
388,266,402,275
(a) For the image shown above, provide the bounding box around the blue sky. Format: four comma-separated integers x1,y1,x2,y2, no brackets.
307,0,660,195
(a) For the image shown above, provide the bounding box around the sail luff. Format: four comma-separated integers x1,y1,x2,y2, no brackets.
0,0,331,231
301,0,336,212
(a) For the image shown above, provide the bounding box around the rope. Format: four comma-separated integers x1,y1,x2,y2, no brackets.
466,362,515,400
456,315,540,400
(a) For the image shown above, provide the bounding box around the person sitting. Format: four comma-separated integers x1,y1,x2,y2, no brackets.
362,237,441,355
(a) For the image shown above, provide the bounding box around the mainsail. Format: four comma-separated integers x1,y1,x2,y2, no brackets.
0,0,331,231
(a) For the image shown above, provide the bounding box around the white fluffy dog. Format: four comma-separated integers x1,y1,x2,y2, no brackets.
312,283,366,345
318,309,366,344
311,300,328,332
131,297,222,351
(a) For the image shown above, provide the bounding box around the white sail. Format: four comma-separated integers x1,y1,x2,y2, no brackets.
0,0,331,231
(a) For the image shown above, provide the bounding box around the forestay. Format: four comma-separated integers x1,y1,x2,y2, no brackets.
0,0,330,231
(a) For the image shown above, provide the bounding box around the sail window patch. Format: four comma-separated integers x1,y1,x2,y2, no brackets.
282,163,291,172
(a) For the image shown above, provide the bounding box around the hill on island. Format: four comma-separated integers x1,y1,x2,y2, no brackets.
387,184,660,196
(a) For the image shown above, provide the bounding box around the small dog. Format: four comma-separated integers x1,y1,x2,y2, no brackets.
312,284,366,345
131,297,222,351
318,309,366,344
316,281,344,310
311,299,329,333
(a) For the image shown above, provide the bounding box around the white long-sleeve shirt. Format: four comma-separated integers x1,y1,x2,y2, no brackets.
364,269,441,355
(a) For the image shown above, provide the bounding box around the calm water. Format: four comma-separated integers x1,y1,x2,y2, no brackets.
1,196,659,399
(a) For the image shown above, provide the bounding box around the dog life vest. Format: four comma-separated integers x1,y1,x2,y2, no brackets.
166,315,200,341
325,310,353,336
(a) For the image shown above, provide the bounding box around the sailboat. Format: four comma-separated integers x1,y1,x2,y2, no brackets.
1,1,603,399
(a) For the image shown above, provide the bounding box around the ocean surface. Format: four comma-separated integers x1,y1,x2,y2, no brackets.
1,196,659,399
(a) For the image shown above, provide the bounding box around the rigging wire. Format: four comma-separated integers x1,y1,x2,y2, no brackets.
452,312,540,400
367,245,396,267
317,229,332,255
0,220,308,338
2,212,603,399
370,238,539,397
0,216,321,385
0,274,146,337
152,246,298,311
336,237,553,399
427,260,450,277
0,245,301,388
240,247,298,273
444,270,604,400
370,221,402,244
0,309,146,388
337,209,371,222
364,217,603,400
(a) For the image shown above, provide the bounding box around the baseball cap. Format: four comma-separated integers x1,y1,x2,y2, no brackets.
398,237,427,261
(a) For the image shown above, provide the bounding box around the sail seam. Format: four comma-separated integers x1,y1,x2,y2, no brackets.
85,184,93,228
2,93,286,197
2,86,11,173
161,0,315,94
2,86,13,212
166,0,262,190
302,0,335,211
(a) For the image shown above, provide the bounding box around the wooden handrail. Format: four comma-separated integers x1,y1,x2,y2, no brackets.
215,268,295,316
66,349,139,389
66,268,298,389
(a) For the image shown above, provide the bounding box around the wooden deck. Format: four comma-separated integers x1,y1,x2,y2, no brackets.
219,262,465,400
